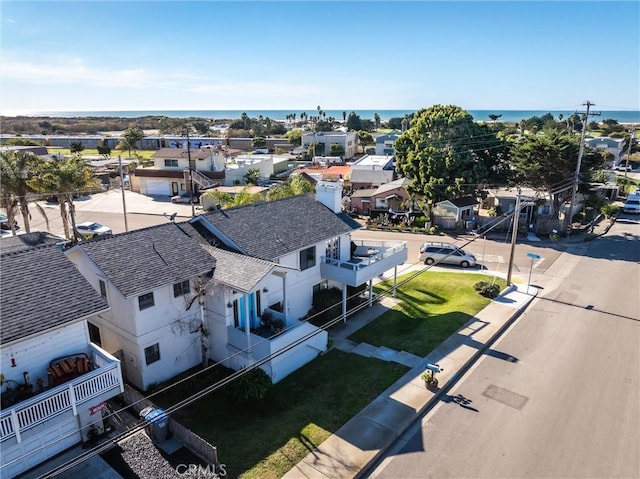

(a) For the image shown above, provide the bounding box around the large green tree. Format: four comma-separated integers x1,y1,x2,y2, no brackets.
28,155,99,239
394,105,509,207
509,130,602,216
0,150,49,234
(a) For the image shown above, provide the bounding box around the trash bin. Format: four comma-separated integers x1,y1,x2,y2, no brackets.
139,406,169,443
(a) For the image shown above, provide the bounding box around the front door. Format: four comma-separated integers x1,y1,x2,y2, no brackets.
171,182,179,196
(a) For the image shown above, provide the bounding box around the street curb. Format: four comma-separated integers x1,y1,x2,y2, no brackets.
355,287,537,479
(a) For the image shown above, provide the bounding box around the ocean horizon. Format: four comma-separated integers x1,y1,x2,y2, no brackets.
3,109,640,123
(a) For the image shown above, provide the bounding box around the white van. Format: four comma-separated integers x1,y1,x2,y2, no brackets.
623,194,640,214
418,242,477,268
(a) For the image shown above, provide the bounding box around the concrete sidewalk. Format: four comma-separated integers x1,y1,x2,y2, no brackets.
282,283,536,479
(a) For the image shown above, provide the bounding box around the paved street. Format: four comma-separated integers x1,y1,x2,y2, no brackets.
369,217,640,478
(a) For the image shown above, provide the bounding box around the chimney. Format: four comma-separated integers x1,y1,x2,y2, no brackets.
316,180,343,214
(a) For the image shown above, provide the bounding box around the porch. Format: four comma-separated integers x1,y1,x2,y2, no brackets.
0,343,124,443
320,239,408,287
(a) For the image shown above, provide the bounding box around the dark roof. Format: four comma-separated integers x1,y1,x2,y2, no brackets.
198,194,360,261
74,222,217,297
179,222,280,292
450,196,479,208
0,231,64,254
1,245,108,345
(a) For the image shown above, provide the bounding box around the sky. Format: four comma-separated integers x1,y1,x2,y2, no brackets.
1,1,639,114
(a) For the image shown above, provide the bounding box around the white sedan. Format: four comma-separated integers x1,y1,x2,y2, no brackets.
76,222,112,238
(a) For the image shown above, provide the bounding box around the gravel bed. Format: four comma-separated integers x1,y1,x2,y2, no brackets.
101,432,216,478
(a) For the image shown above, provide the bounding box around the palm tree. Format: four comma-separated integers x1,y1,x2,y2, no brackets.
374,113,381,130
29,155,99,240
342,111,347,122
0,150,49,234
120,127,145,158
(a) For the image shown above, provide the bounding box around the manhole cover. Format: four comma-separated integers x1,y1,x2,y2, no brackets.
482,385,529,410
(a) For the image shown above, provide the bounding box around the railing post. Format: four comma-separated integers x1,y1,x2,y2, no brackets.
69,384,78,416
11,409,21,443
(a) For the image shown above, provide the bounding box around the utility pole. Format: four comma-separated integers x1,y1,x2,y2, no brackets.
185,130,195,217
506,190,521,286
624,128,635,181
118,155,129,232
566,101,600,237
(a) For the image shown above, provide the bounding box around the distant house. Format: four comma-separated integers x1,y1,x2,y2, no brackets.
433,196,479,229
0,243,124,479
374,132,401,156
133,147,225,196
585,137,626,165
349,155,395,190
302,132,357,159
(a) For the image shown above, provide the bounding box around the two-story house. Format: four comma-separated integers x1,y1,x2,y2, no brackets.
64,183,407,390
0,240,124,479
374,132,401,156
133,147,225,196
302,132,357,160
349,155,395,190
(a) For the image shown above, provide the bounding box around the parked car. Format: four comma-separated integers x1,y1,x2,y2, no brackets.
418,242,477,268
0,214,19,231
252,149,269,155
614,163,632,171
171,193,199,204
76,222,112,237
622,194,640,214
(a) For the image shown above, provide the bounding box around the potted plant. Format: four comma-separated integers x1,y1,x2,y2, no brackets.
421,371,439,389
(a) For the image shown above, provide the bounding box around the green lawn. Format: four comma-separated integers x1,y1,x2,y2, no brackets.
155,351,407,479
349,272,506,356
46,147,156,159
154,271,504,478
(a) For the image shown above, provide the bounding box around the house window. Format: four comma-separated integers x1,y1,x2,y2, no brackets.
173,280,190,297
88,322,102,347
138,292,155,311
98,279,107,299
299,246,316,271
144,343,160,365
325,237,340,261
164,159,179,167
256,290,262,315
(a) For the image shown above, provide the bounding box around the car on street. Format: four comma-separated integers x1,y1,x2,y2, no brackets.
418,241,477,268
171,193,199,204
614,163,632,171
0,214,19,231
622,194,640,214
76,222,113,237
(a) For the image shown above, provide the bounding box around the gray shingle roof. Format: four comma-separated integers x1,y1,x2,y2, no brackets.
74,222,217,297
179,221,281,292
1,245,108,345
0,231,64,254
197,194,360,261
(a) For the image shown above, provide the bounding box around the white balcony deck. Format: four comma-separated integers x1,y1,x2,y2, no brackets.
0,343,123,443
320,239,408,286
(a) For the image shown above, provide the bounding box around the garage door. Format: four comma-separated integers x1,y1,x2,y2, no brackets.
144,179,171,196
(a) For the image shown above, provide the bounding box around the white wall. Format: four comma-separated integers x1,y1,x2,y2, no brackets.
1,321,90,390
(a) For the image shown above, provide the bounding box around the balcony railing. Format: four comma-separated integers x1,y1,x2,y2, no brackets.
321,239,408,286
0,343,123,443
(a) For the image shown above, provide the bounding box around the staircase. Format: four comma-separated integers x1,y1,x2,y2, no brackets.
188,169,220,189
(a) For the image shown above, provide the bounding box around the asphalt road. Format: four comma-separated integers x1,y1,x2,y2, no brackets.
369,217,640,478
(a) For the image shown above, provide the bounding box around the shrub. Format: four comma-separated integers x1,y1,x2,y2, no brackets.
228,367,272,402
428,225,439,235
473,281,500,299
600,203,619,218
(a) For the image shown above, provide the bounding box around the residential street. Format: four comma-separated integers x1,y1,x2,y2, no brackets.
369,217,640,478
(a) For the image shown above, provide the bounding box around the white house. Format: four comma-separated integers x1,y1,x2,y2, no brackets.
374,132,401,156
585,137,626,165
64,185,408,389
134,147,226,196
0,238,124,479
349,155,395,189
302,132,357,159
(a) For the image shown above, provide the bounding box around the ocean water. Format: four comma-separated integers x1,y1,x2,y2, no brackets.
10,109,640,123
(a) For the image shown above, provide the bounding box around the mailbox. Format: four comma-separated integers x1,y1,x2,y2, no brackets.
425,363,442,373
